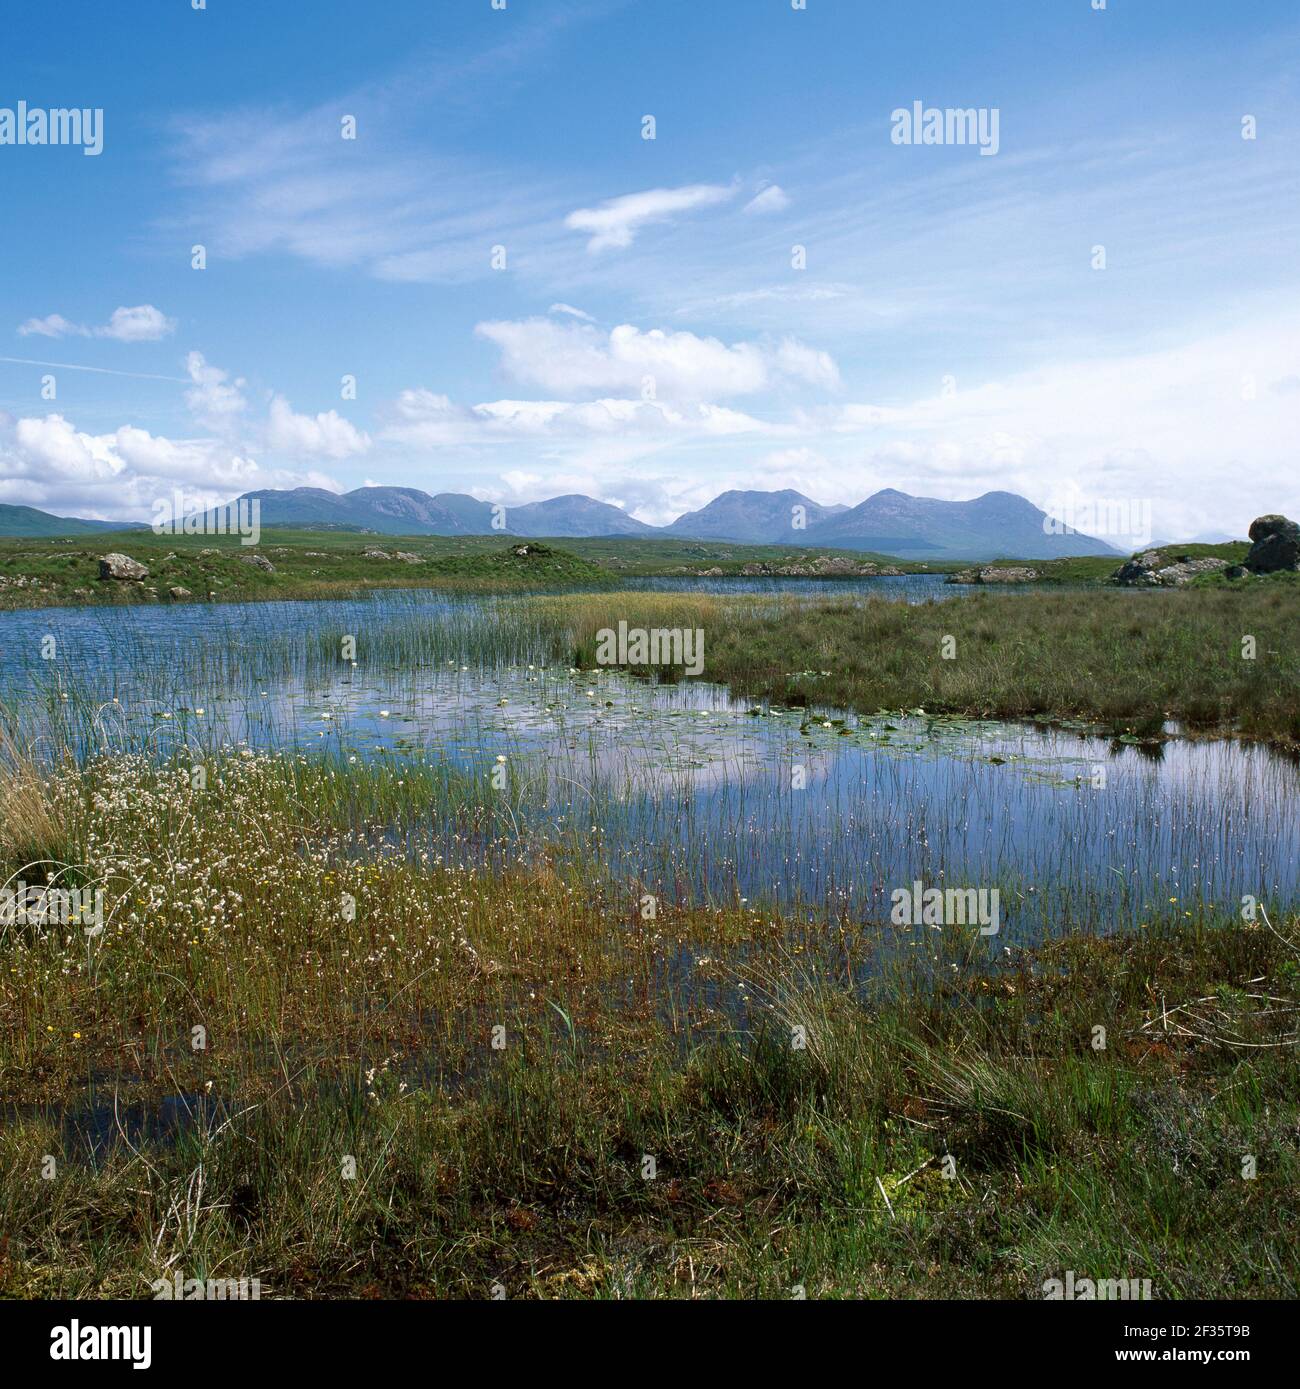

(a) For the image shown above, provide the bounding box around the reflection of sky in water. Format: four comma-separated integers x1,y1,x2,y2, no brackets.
2,588,1296,935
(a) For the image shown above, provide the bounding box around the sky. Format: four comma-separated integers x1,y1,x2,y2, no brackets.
0,0,1297,543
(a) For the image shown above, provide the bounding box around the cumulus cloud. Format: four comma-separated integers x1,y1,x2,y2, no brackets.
0,411,338,521
474,317,840,400
267,395,371,459
564,183,736,251
17,304,176,342
97,305,177,342
184,351,248,430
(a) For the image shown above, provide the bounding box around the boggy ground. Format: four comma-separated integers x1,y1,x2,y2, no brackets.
525,580,1300,745
1,748,1297,1298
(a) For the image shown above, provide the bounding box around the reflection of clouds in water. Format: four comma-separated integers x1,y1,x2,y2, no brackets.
3,588,1298,926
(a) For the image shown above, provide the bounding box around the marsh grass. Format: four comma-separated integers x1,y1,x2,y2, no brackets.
1,743,1297,1298
0,726,71,869
521,584,1300,742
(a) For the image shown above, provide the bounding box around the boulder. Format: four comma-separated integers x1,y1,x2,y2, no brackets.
1244,514,1300,573
362,547,392,560
238,553,275,573
1153,557,1229,585
168,586,193,599
947,566,1039,585
1110,550,1164,586
979,566,1038,584
99,553,149,581
1111,550,1229,587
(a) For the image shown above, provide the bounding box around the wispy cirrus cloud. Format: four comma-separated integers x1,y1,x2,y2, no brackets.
742,183,789,214
563,182,737,251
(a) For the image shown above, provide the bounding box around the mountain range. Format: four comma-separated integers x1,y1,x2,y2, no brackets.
0,486,1121,560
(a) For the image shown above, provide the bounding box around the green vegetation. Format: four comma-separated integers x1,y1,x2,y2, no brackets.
960,542,1253,584
524,584,1300,743
2,746,1296,1298
0,532,616,607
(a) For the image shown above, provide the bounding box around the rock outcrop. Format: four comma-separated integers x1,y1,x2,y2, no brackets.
238,553,276,573
947,566,1039,585
1244,514,1300,573
99,553,149,581
1110,551,1229,587
739,556,902,577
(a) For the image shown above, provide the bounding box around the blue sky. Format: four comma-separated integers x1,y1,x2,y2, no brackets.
1,0,1296,540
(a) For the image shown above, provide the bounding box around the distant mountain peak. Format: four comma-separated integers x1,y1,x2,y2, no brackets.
0,485,1118,558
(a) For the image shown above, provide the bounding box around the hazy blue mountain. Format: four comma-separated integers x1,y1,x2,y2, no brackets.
0,503,147,537
200,487,649,537
430,493,500,532
8,483,1122,555
229,486,469,534
503,494,656,537
804,488,1119,560
665,489,848,543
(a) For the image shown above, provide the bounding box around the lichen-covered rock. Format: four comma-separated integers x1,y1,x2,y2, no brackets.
1112,550,1229,586
99,553,149,581
1152,557,1229,586
238,553,276,573
168,586,193,599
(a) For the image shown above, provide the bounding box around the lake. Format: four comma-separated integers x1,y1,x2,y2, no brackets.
2,582,1295,943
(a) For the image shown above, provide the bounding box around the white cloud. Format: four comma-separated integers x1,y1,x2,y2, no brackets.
811,315,1300,539
0,412,339,520
16,304,176,342
17,314,81,339
743,184,790,215
474,317,839,400
98,305,177,342
184,351,248,430
381,388,771,449
548,302,594,321
564,183,736,251
266,395,371,459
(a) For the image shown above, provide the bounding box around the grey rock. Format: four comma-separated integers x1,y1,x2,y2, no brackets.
99,553,149,581
948,565,1039,585
1152,557,1229,586
239,553,276,573
1244,514,1299,573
